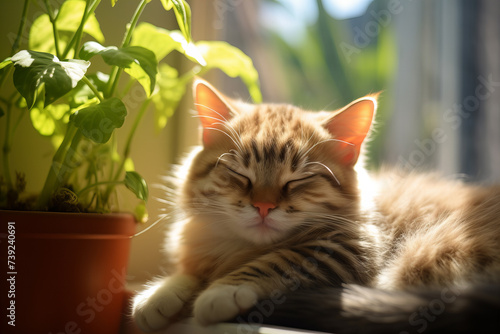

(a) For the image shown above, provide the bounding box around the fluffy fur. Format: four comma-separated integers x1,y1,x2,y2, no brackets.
132,79,500,333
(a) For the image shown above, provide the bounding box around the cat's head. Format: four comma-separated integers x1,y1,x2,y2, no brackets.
180,79,376,245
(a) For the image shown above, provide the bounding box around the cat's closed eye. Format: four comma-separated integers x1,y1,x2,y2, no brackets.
283,174,316,193
226,167,252,189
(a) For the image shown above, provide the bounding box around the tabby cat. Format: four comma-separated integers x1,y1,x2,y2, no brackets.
132,79,500,333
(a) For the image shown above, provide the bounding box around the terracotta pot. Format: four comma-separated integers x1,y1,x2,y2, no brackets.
0,210,136,334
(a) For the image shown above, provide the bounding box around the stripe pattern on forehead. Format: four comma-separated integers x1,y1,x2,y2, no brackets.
218,103,333,174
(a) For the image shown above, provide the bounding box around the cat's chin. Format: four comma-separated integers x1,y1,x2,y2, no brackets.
240,217,287,245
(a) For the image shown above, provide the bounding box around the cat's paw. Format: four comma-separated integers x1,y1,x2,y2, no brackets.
193,284,258,325
132,276,198,332
132,284,184,332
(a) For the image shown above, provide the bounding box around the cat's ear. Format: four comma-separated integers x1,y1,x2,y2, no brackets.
324,95,377,166
193,79,235,147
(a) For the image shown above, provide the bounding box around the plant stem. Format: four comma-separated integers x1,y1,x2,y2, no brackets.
102,98,150,202
36,124,78,210
121,0,148,48
55,129,84,198
0,66,13,91
108,132,117,185
0,96,9,107
77,180,124,198
0,0,29,88
10,0,30,56
106,68,122,98
106,0,148,98
72,0,91,58
1,90,24,190
117,98,151,179
11,105,26,139
2,103,13,189
44,0,62,59
64,0,102,59
82,75,104,102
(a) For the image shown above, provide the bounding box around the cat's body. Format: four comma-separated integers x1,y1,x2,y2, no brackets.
132,79,500,333
370,171,500,289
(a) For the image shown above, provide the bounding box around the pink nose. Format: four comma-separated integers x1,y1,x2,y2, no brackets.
252,202,276,218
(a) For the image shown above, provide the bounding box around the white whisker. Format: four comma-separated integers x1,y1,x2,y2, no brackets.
194,103,230,122
211,121,244,152
305,161,341,186
193,114,242,147
193,103,243,149
156,197,174,205
301,138,354,160
229,149,243,159
298,130,316,158
205,126,244,152
152,184,174,192
216,152,238,167
133,214,169,238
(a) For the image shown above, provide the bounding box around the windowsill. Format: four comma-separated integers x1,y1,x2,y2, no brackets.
164,318,328,334
122,287,328,334
123,317,328,334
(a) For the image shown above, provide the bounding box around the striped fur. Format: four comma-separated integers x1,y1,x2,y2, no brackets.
132,80,500,332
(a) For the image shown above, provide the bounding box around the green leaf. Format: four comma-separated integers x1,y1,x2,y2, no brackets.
57,0,105,42
169,30,206,65
29,0,104,56
80,42,158,95
151,64,186,132
161,0,192,42
30,104,70,136
78,41,106,59
196,41,262,103
131,23,173,61
29,14,69,55
0,108,4,118
30,107,55,136
29,98,71,148
11,50,90,109
70,97,127,143
0,57,12,70
124,171,149,202
131,23,205,65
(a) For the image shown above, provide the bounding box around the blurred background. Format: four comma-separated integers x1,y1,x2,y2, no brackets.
1,0,500,285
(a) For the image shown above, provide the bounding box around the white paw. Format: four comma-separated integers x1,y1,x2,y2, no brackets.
194,284,258,325
132,276,198,332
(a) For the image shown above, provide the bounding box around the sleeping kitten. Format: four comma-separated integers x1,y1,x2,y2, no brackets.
132,79,500,333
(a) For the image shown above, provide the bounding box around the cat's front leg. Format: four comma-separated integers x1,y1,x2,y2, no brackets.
132,274,200,332
193,283,260,325
193,242,358,325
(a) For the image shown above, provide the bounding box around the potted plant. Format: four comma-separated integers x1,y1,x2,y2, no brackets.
0,1,261,333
